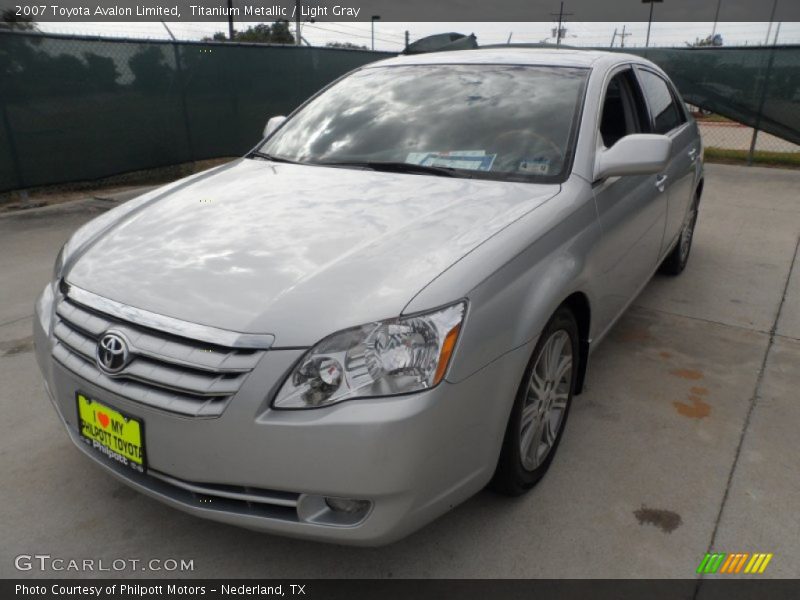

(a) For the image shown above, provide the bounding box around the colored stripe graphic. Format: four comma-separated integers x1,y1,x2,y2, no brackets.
697,553,727,574
698,552,773,575
744,553,774,574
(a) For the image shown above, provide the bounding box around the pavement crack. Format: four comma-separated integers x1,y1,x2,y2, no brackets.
693,234,800,599
0,314,33,328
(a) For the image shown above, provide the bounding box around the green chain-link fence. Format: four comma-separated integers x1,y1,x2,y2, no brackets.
0,31,390,192
624,46,800,164
2,33,800,193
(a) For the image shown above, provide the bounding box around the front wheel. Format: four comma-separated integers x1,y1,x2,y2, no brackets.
490,306,579,496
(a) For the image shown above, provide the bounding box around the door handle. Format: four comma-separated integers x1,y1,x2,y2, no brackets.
688,148,698,162
655,174,668,192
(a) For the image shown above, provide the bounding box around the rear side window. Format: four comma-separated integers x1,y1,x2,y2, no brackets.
637,70,686,134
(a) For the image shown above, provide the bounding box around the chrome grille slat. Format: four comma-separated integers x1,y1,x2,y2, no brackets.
149,470,300,508
56,302,259,373
52,343,229,417
52,295,266,417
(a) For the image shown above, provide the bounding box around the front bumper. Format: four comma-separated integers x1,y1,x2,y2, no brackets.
34,285,531,545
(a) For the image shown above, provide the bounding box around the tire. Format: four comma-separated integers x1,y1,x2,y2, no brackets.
660,195,699,276
490,306,579,496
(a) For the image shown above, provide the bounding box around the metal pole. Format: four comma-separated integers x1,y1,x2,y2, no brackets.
227,0,234,40
747,12,780,165
645,1,654,48
711,0,722,37
610,28,617,48
160,20,177,41
295,1,302,46
1,100,24,190
763,0,779,45
171,42,195,162
371,15,380,51
405,30,410,51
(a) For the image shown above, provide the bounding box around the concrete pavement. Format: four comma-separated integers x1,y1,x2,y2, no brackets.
0,164,798,579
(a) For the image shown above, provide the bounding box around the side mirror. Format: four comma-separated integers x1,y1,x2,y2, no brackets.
263,115,287,139
594,134,672,181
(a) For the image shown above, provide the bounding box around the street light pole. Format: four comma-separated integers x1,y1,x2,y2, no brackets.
371,15,380,50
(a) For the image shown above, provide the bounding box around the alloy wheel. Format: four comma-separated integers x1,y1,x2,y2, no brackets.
519,329,573,471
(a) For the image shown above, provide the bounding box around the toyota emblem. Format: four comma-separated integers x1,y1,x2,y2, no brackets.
96,332,129,374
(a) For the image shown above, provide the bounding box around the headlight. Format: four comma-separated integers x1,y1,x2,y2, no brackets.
273,302,466,409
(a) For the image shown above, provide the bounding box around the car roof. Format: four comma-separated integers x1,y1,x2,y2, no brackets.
371,47,646,70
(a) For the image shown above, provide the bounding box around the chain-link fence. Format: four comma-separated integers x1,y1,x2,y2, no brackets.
624,46,800,166
0,31,389,193
687,108,800,165
2,32,800,193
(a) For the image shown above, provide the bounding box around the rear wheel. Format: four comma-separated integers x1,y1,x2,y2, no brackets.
660,195,699,275
491,306,579,496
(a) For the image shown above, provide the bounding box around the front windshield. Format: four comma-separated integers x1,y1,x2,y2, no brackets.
257,64,589,182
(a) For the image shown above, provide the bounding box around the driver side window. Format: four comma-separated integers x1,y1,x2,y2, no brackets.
599,69,650,148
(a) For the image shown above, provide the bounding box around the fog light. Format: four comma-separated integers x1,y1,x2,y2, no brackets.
324,497,371,515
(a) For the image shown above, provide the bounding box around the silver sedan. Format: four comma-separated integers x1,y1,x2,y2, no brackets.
34,48,703,545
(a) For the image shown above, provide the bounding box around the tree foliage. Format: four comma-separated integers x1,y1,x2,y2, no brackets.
203,21,295,44
0,8,38,29
325,41,368,50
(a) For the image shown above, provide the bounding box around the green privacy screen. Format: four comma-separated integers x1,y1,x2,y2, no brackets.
1,33,799,193
624,46,800,149
0,31,390,192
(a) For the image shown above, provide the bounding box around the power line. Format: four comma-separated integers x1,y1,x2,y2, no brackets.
303,23,404,47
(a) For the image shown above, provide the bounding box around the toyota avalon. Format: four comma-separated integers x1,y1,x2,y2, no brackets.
34,48,703,545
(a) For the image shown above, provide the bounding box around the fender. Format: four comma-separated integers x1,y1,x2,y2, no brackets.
405,176,603,384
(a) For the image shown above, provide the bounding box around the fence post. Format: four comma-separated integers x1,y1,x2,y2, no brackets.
1,99,25,190
172,41,195,162
747,8,781,165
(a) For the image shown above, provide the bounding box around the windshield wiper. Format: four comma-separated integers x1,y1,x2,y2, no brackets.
316,160,467,178
248,151,297,164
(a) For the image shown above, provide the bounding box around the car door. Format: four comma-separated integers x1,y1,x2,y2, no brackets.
635,67,700,256
591,66,668,331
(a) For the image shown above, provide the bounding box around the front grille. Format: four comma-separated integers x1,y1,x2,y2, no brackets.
52,295,266,417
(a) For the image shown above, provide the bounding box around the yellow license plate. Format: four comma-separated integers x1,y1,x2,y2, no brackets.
76,393,146,473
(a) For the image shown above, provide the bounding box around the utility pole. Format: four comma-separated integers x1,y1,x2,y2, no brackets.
550,2,573,47
620,25,631,48
227,0,234,40
642,0,663,49
610,28,617,48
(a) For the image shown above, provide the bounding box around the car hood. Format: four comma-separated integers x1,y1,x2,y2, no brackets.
66,159,558,346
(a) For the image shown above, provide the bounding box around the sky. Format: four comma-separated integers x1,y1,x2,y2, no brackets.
35,21,800,51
